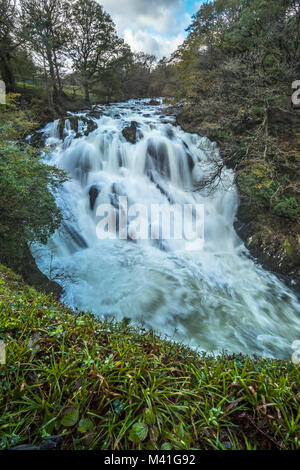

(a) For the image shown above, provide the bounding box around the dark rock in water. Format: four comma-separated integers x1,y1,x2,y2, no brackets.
137,128,144,140
160,117,175,124
162,102,184,117
186,152,195,172
62,222,88,249
165,127,174,139
178,141,195,173
80,116,98,136
147,170,174,204
58,116,76,139
58,118,66,139
58,116,97,139
109,193,119,209
89,185,101,210
87,108,102,119
178,152,194,181
145,139,170,178
112,182,126,197
111,182,135,208
158,143,170,174
73,153,92,181
29,131,45,148
149,99,160,106
151,236,169,252
117,149,123,167
107,199,120,233
183,149,195,172
122,121,138,144
146,139,157,160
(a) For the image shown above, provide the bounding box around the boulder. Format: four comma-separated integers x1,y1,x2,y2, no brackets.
89,185,101,211
122,121,138,144
29,131,45,148
58,115,97,139
81,116,97,135
148,99,160,106
87,108,102,119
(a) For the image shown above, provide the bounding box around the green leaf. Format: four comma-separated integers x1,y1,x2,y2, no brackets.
129,422,148,443
78,418,94,433
61,408,79,427
161,443,172,450
144,408,155,425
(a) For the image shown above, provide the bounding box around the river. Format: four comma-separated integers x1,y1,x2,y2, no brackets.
31,98,300,360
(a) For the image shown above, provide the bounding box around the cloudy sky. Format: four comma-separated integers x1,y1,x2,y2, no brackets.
98,0,204,58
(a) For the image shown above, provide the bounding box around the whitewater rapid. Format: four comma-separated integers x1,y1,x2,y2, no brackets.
32,99,300,360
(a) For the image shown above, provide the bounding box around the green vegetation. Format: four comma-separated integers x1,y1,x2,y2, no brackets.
166,0,300,282
0,0,299,452
0,94,66,290
0,0,162,112
0,264,299,450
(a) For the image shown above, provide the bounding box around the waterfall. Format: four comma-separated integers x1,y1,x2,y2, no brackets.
32,99,300,360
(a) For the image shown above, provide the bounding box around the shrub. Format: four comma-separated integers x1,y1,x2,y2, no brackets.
273,197,300,221
0,141,66,267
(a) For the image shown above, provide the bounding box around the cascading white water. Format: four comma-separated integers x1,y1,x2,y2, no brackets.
32,99,300,360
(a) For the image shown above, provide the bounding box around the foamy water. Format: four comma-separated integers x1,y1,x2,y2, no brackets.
31,99,300,360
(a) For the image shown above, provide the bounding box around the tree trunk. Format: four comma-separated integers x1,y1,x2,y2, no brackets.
46,48,58,99
263,104,269,137
0,53,16,92
84,78,90,103
43,56,55,117
53,51,63,96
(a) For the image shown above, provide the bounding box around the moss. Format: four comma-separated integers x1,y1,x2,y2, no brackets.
282,238,296,259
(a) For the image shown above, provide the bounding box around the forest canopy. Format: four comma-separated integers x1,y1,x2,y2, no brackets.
0,0,167,109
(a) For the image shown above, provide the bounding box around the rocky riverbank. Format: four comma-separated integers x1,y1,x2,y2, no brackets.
173,102,300,293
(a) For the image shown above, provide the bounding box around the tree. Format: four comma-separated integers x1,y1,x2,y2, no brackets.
69,0,128,103
96,45,133,101
149,57,175,97
0,140,67,268
171,0,300,223
0,0,18,91
122,52,157,98
20,0,70,109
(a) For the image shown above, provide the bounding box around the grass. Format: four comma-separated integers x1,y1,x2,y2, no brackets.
0,264,299,450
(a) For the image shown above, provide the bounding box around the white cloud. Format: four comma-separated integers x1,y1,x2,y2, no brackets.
98,0,191,57
124,29,185,57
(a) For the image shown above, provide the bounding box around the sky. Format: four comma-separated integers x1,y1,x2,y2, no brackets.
98,0,205,58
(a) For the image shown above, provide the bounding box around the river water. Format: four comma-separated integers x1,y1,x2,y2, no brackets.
32,99,300,360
